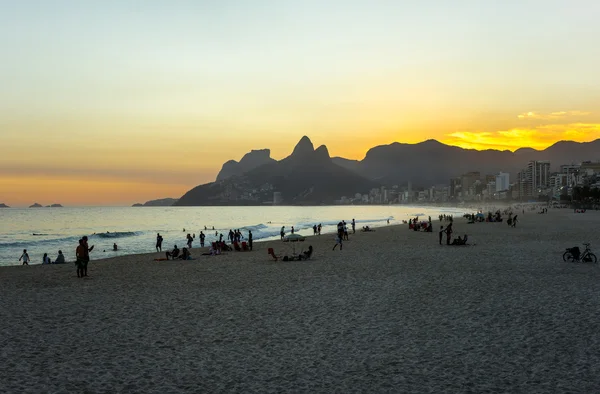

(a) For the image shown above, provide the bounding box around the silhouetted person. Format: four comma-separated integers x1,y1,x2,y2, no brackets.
248,230,253,251
156,233,163,252
113,243,118,251
439,226,444,245
352,219,356,234
82,236,94,276
166,245,180,260
199,231,205,247
54,250,65,264
445,224,453,245
19,249,30,265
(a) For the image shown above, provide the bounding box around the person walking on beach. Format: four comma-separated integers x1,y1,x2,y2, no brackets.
156,233,163,252
19,249,30,265
248,230,253,251
318,224,321,235
333,233,343,250
186,233,193,248
280,226,285,240
352,219,356,234
291,226,295,234
512,215,518,228
313,224,317,235
439,226,444,245
199,231,205,247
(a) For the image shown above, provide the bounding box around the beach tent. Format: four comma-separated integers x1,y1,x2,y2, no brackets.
475,213,485,219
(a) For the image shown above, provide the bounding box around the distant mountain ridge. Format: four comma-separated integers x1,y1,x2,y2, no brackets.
216,149,276,181
174,137,600,205
0,203,9,208
175,136,376,206
333,138,600,187
132,198,178,207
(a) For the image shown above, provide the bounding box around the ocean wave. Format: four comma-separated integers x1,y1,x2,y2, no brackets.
0,235,81,248
92,231,141,239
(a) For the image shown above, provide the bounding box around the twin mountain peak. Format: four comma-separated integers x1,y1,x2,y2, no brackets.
173,136,600,206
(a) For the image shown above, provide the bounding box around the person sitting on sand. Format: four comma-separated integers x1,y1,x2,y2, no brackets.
166,245,180,260
43,253,51,265
451,236,463,245
54,250,65,264
299,245,313,260
179,247,192,260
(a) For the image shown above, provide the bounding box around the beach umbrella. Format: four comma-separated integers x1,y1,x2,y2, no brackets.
283,233,305,254
475,213,485,218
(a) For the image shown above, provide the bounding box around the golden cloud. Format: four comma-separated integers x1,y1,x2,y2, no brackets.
517,111,591,120
442,123,600,151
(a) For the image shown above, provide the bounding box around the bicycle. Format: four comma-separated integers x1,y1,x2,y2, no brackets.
563,243,597,263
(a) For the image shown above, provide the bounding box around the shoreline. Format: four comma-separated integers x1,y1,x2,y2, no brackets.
2,209,600,392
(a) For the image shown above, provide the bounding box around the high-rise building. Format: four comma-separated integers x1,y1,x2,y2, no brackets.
495,172,510,192
518,161,551,198
461,172,480,197
273,192,282,205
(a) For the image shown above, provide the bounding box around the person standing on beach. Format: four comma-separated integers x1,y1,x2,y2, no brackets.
291,226,294,234
248,230,253,251
19,249,30,265
439,226,444,245
318,224,321,235
280,226,285,240
199,231,205,247
352,219,356,234
313,225,317,235
76,239,85,277
156,233,163,252
445,224,453,245
81,236,94,277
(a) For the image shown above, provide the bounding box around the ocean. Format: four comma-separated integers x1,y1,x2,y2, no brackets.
0,205,466,266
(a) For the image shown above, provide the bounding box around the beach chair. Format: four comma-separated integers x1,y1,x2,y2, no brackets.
241,242,249,251
268,248,278,261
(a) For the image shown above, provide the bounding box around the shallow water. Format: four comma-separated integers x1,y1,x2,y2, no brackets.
0,205,464,266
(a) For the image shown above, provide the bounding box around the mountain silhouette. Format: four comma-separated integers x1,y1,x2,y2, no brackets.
175,137,600,205
216,149,276,181
176,136,376,205
333,139,600,187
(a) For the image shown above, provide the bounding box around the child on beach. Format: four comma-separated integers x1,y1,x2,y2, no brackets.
19,249,30,265
332,235,343,250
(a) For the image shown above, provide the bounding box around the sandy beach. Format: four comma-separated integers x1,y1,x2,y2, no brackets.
1,209,600,393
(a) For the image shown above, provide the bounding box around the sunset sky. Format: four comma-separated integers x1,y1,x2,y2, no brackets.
1,0,599,206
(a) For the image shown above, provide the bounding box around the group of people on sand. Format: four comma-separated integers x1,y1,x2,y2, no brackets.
409,216,433,232
438,223,469,246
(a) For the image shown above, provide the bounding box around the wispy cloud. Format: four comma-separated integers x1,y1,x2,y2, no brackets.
517,111,591,120
442,123,600,151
